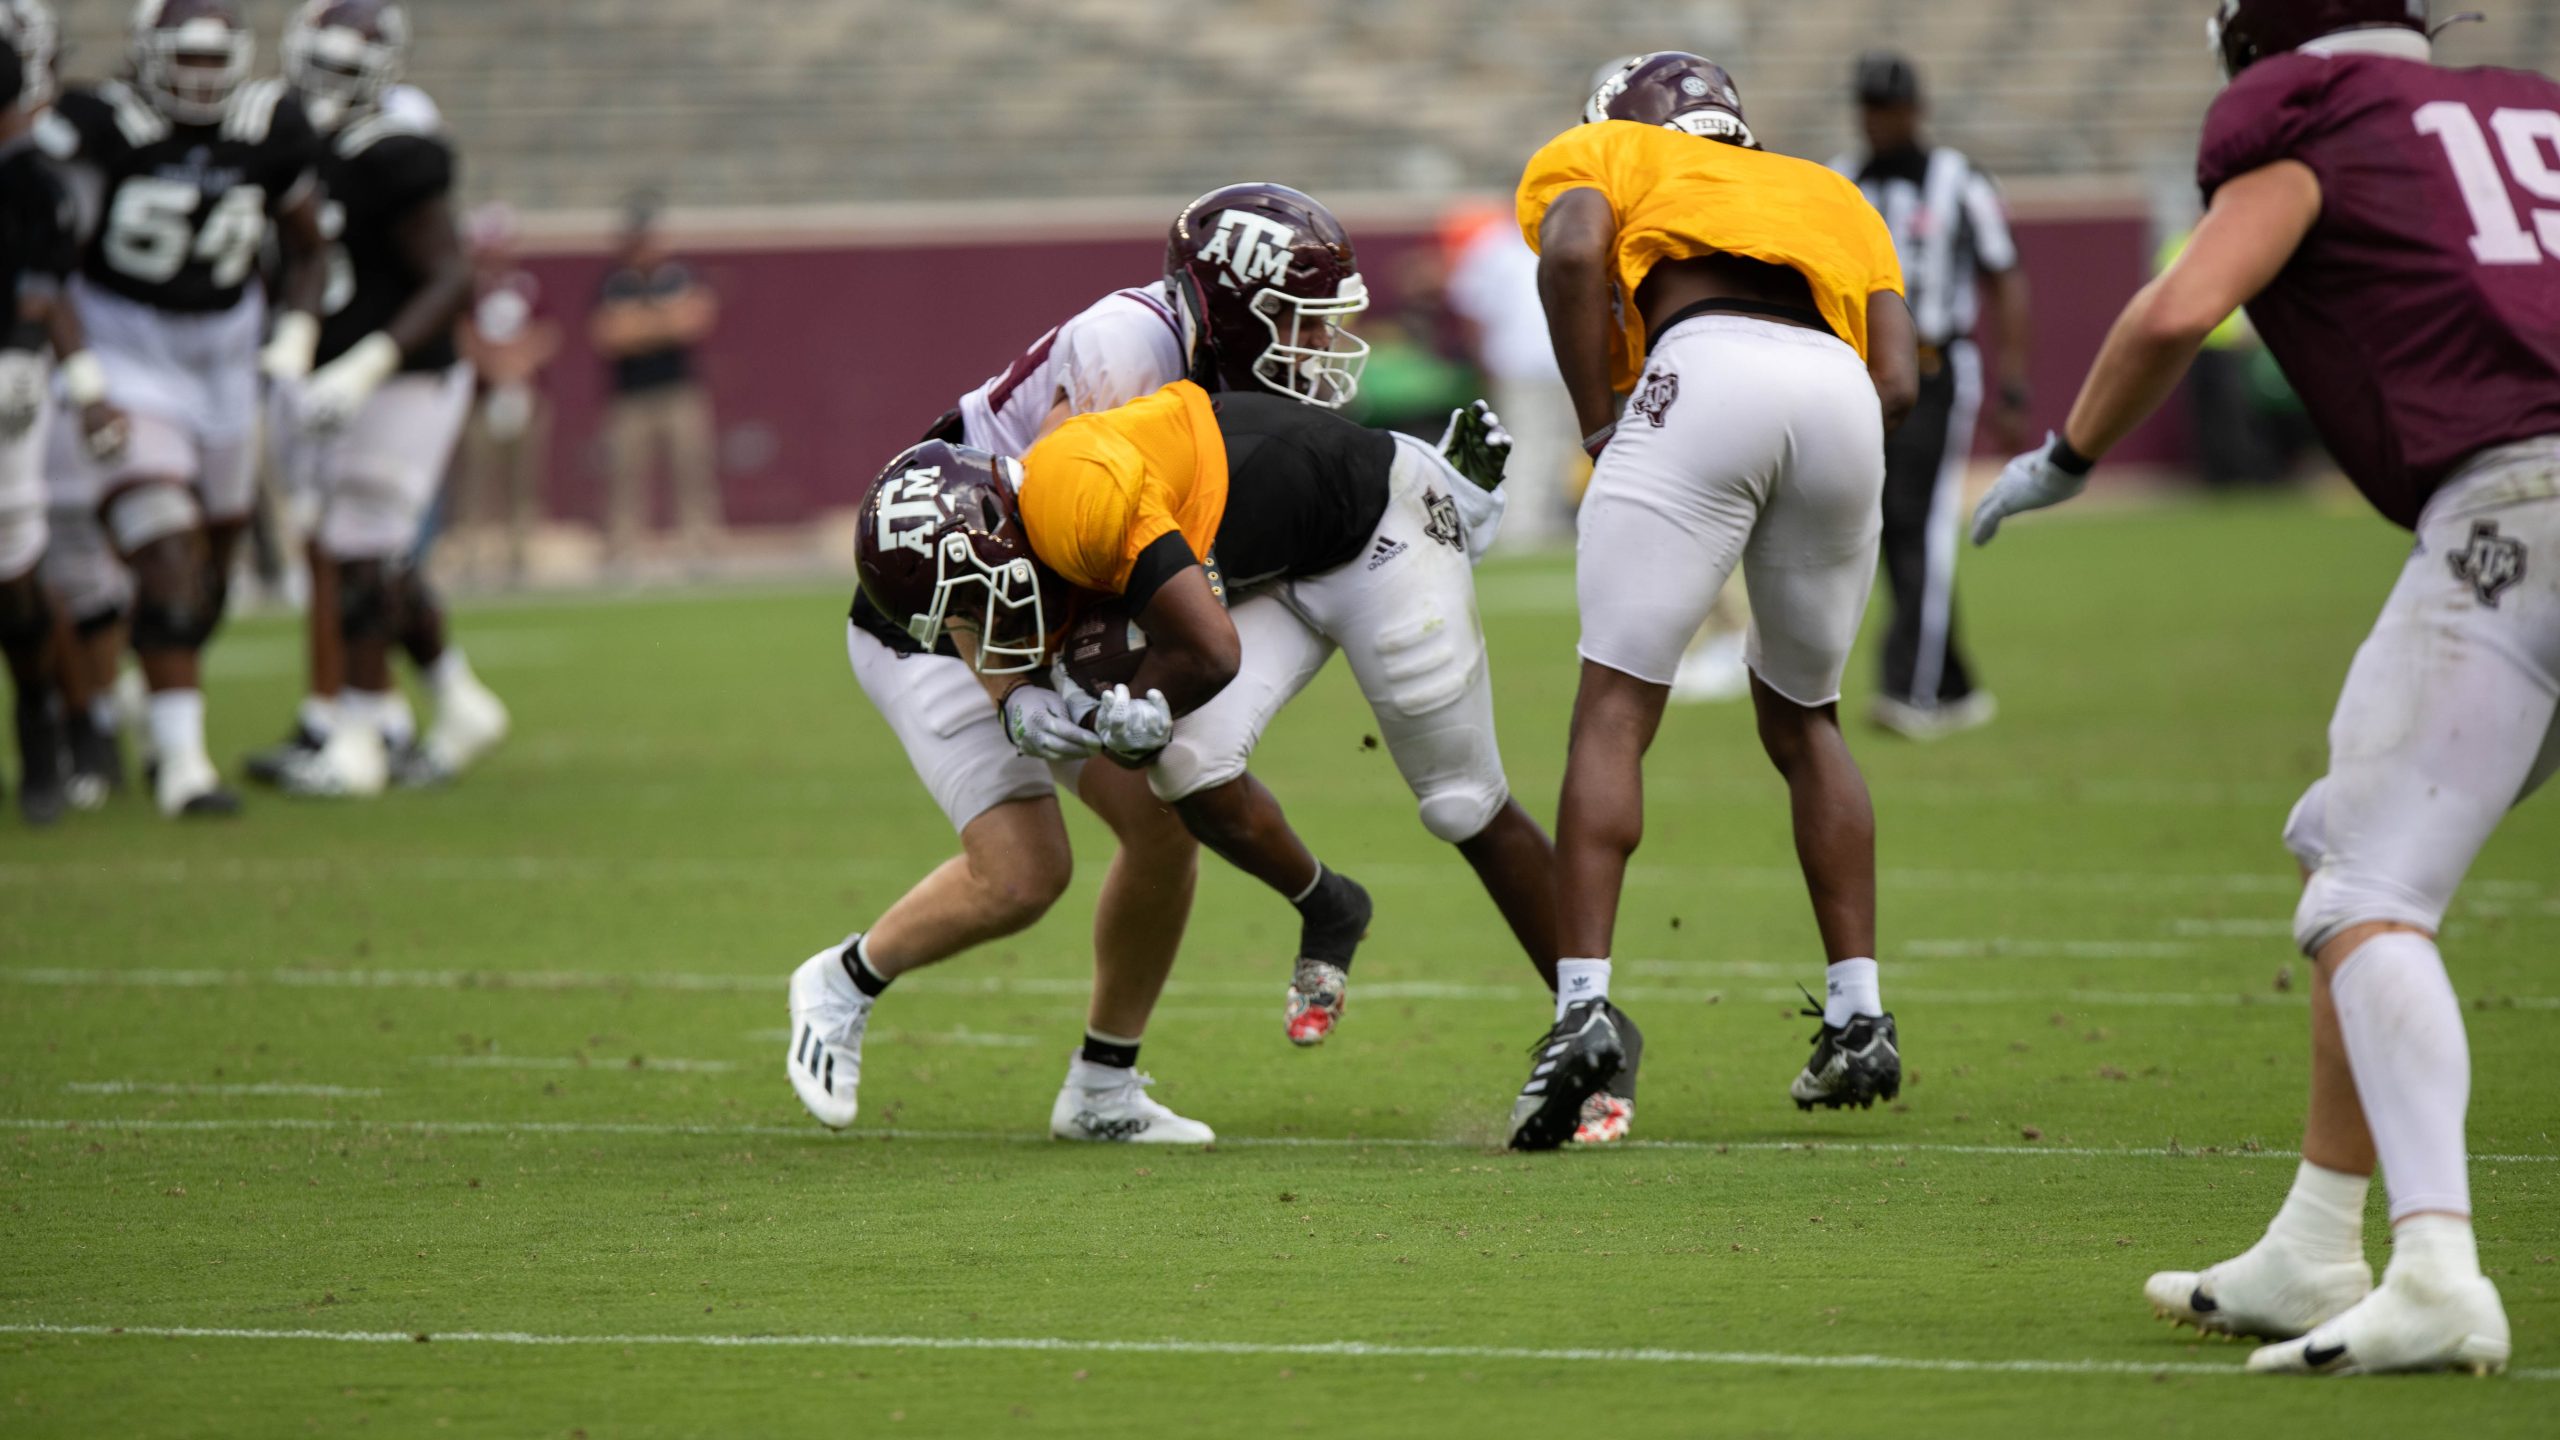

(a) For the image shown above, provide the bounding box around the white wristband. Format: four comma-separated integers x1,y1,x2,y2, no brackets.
59,350,108,407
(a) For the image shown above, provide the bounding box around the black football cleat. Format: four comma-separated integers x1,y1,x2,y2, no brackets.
15,696,69,826
242,722,328,788
1508,999,1625,1151
1789,992,1900,1111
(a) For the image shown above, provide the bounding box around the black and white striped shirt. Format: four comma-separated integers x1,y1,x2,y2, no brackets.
1832,145,2018,348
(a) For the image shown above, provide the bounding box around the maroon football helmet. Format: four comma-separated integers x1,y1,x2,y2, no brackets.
283,0,410,132
1586,52,1758,150
853,441,1054,675
1166,182,1368,409
131,0,253,125
2209,0,2432,78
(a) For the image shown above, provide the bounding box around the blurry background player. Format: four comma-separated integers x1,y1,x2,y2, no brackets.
1522,53,1917,1135
591,192,720,576
243,0,504,797
1973,0,2559,1379
787,185,1367,1146
1836,50,2031,742
35,0,327,816
453,202,555,589
0,0,76,825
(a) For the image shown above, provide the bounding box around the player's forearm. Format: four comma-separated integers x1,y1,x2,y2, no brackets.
1537,260,1618,439
2060,278,2212,460
383,255,475,361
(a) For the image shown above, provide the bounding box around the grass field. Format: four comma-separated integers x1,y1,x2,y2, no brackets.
3,492,2555,1438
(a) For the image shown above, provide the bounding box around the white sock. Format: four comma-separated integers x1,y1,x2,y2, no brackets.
1823,957,1882,1027
144,689,208,768
2263,1160,2370,1263
1066,1054,1134,1090
2331,931,2472,1223
334,690,388,743
2390,1212,2483,1283
296,693,337,739
429,647,477,700
90,695,119,733
1554,958,1610,1021
378,691,418,751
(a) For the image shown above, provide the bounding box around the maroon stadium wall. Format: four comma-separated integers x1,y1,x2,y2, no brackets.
517,197,2179,529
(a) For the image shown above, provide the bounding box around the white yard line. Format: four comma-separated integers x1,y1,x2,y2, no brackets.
59,1082,382,1098
421,1056,738,1073
11,965,2557,1011
0,1321,2546,1380
8,1115,2556,1164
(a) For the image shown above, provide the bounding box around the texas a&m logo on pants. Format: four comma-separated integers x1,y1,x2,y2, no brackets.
1630,369,1680,428
2447,520,2526,608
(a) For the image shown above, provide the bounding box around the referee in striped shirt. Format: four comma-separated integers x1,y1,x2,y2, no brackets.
1835,53,2032,740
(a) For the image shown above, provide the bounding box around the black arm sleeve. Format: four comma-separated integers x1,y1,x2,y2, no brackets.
1122,530,1198,614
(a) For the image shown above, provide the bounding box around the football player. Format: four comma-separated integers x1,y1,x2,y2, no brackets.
36,0,328,816
1519,54,1917,1127
853,376,1626,1150
790,185,1370,1144
0,0,80,825
247,0,503,796
1972,0,2556,1379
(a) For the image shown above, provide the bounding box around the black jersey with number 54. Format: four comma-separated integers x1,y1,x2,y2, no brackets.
314,109,457,372
40,78,319,315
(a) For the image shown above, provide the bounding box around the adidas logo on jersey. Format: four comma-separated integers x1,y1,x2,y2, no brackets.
1365,535,1408,571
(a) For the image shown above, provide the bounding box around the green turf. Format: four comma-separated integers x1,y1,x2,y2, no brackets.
3,492,2555,1438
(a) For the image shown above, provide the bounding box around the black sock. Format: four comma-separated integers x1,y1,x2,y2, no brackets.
1291,866,1373,972
1078,1029,1141,1070
840,934,891,998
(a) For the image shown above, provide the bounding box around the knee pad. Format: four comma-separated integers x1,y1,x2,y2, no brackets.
335,559,395,644
130,586,211,653
1417,774,1508,844
2293,863,2445,957
104,483,202,554
316,479,423,561
0,506,43,582
1147,729,1248,807
2281,780,2330,873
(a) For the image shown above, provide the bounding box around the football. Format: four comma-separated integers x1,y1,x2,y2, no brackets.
1060,599,1149,692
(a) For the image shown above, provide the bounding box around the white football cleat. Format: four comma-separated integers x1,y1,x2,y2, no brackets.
1049,1057,1214,1144
1668,631,1749,704
153,751,240,818
2247,1268,2509,1377
2147,1236,2373,1340
785,939,873,1130
274,726,388,798
424,670,510,778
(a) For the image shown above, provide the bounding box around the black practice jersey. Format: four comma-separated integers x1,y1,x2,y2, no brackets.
39,79,319,315
1208,391,1394,591
0,139,77,352
315,109,457,371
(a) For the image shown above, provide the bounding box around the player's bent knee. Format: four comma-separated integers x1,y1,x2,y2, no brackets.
0,507,43,582
2293,864,2446,959
104,483,200,555
1417,780,1506,845
977,848,1073,926
317,482,422,562
1147,734,1247,808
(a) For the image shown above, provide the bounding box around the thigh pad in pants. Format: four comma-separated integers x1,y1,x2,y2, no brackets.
846,621,1060,833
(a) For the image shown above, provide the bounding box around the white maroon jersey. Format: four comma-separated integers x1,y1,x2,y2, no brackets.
955,280,1185,460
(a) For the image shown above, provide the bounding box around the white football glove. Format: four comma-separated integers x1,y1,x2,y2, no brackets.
300,333,402,435
1049,661,1100,728
260,310,321,384
0,351,46,437
1091,683,1173,762
1001,683,1101,762
1970,433,2093,546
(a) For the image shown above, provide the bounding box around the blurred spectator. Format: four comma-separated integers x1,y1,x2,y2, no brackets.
2156,229,2314,488
1440,204,1577,549
455,204,560,587
591,193,721,570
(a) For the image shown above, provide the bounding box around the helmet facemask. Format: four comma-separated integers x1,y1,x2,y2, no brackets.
880,455,1051,675
284,3,406,133
1246,274,1369,409
134,8,252,124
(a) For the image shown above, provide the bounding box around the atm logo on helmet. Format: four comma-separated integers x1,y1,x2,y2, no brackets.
875,466,945,556
1195,209,1298,292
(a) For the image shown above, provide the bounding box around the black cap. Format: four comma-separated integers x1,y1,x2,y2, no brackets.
1852,50,1920,107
